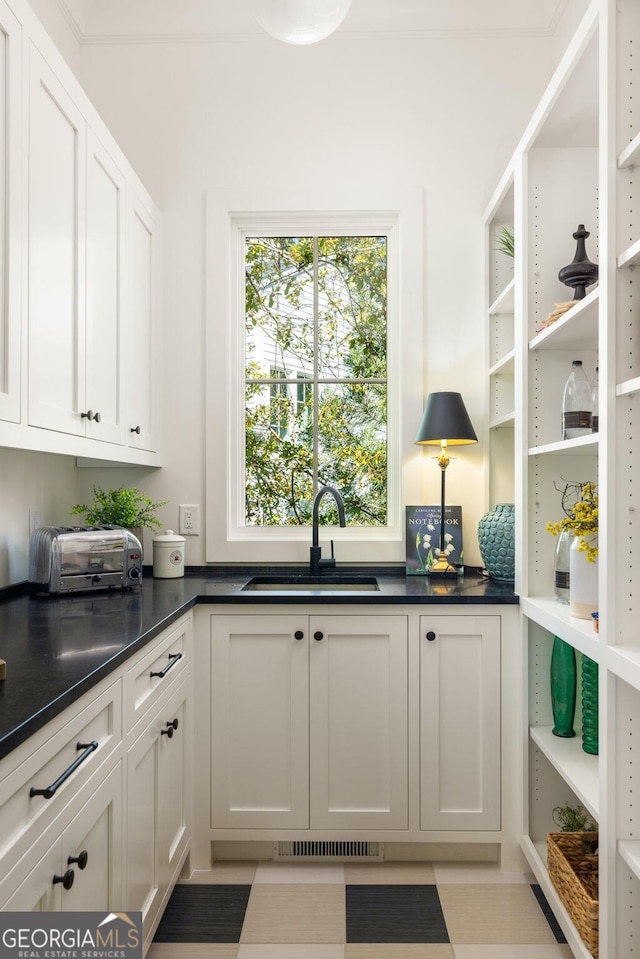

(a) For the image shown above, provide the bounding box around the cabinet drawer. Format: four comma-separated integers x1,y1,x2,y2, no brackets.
125,615,191,733
0,679,121,871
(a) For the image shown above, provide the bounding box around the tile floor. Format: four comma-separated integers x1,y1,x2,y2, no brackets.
149,861,574,959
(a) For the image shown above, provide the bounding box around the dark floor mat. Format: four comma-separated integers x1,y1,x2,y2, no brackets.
346,883,449,943
153,884,252,942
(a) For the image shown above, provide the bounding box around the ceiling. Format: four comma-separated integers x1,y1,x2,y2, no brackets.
59,0,571,43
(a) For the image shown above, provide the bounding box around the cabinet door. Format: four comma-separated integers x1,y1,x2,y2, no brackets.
127,189,158,452
157,678,190,891
309,615,408,830
61,761,123,912
126,677,191,940
85,129,126,445
126,711,162,934
27,43,86,435
420,615,501,830
211,614,309,828
1,837,62,911
0,0,21,423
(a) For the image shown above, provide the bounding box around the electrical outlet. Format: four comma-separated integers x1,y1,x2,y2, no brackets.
179,504,199,535
29,508,41,535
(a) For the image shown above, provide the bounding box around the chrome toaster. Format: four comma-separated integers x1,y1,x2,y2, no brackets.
29,525,143,595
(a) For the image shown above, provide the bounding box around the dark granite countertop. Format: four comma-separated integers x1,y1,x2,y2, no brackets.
0,568,517,761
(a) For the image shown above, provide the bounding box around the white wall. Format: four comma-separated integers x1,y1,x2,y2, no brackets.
0,8,559,584
76,33,552,567
0,450,80,585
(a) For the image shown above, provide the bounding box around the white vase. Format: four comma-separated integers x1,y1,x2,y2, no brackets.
569,535,598,620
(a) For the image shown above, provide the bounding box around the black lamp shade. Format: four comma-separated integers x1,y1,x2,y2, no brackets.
415,392,478,446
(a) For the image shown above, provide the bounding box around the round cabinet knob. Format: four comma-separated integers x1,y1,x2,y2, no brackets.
426,631,436,641
314,631,324,641
68,850,88,870
161,725,174,739
294,631,304,640
168,718,179,731
93,411,101,423
81,409,94,420
53,869,75,890
130,426,141,434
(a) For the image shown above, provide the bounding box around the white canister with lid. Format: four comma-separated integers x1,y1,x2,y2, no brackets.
152,529,186,578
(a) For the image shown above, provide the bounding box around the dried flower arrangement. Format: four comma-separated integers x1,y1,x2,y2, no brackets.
546,480,598,563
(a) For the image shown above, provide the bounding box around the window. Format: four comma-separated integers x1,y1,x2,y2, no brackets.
205,188,424,564
245,235,388,528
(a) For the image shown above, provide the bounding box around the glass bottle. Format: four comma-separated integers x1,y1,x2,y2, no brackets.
562,359,592,439
553,529,571,605
591,366,599,433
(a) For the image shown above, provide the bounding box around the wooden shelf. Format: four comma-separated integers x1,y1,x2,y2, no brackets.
618,237,640,270
618,130,640,169
616,376,640,398
489,349,515,377
489,411,515,430
619,840,640,882
529,288,599,352
529,725,599,819
522,596,600,660
606,646,640,694
528,434,599,457
489,278,515,315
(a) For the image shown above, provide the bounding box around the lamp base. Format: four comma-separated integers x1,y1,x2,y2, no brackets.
427,550,459,578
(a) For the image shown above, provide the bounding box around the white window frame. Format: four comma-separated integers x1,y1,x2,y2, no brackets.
205,187,425,565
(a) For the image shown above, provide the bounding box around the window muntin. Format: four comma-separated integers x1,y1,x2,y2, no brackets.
244,234,388,528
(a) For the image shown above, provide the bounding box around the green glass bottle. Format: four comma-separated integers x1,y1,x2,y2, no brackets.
550,636,576,737
581,654,599,755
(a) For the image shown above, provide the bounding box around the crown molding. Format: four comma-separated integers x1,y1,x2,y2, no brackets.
546,0,571,34
78,25,557,46
54,0,84,43
64,0,568,46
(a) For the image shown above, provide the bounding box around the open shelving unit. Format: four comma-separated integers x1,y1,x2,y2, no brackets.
484,0,640,954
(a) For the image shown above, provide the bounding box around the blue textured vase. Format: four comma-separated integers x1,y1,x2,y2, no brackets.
477,503,515,582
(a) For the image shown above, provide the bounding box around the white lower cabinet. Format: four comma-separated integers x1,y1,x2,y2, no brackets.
210,613,409,830
1,760,123,911
205,607,505,843
419,615,501,831
126,673,191,942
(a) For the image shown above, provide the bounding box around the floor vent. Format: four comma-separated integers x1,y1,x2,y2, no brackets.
273,841,384,861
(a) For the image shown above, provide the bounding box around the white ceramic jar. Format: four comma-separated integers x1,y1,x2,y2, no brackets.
152,529,186,578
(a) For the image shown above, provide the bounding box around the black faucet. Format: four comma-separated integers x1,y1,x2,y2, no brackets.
310,486,346,574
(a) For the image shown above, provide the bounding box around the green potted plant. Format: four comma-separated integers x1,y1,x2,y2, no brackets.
495,225,515,258
70,485,167,547
552,802,597,833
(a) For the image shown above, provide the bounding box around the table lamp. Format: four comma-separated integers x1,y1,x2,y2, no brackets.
414,391,478,577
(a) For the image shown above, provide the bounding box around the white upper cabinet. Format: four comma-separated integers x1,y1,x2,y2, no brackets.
127,189,159,453
0,0,21,424
0,0,162,464
85,129,126,446
27,44,87,437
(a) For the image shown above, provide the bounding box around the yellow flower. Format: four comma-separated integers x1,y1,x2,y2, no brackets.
547,481,598,560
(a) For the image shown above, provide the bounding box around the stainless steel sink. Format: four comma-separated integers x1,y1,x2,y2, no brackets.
241,575,380,592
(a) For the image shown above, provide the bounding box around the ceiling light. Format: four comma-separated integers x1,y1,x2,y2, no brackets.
254,0,352,45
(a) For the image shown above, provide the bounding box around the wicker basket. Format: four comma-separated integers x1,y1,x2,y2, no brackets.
547,831,599,956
